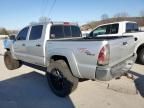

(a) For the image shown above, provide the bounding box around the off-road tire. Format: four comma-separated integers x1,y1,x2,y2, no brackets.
137,48,144,65
47,60,78,97
4,51,22,70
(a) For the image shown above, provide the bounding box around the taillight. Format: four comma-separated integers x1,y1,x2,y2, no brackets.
64,22,70,25
97,44,110,66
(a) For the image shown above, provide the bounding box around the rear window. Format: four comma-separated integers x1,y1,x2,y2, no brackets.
64,26,71,37
71,26,81,37
50,26,64,38
50,25,81,39
126,23,139,33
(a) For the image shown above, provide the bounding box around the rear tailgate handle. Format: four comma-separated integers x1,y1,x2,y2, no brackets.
22,44,25,46
123,42,128,45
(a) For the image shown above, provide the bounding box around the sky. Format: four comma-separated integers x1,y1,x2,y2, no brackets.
0,0,144,30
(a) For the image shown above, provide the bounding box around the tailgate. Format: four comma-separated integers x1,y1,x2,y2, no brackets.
109,36,135,66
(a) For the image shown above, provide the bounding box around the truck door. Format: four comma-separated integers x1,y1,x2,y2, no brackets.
13,27,29,60
25,25,45,66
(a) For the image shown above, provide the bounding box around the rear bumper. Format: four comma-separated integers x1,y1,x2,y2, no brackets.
95,54,136,81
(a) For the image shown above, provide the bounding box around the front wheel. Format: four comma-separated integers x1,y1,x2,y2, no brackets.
4,51,22,70
47,60,78,97
137,48,144,65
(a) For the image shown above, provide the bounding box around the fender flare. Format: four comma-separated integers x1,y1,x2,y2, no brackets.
46,49,82,78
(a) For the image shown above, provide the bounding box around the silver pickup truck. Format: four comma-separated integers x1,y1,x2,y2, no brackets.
4,21,136,97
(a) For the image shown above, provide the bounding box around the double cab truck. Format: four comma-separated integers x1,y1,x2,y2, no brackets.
4,21,136,97
88,21,144,64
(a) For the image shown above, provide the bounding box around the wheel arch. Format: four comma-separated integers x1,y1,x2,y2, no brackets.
47,54,81,78
5,48,10,51
50,55,70,68
136,44,144,54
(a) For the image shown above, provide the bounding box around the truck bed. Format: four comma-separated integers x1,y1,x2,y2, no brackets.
46,35,135,79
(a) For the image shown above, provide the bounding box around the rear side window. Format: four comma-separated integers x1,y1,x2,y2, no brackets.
50,25,81,39
29,25,43,40
126,23,139,33
17,27,29,40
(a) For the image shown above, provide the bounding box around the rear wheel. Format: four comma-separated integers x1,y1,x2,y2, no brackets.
137,48,144,65
4,51,22,70
47,60,78,97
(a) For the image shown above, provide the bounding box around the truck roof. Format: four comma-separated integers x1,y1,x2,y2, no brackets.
97,21,137,27
29,21,78,26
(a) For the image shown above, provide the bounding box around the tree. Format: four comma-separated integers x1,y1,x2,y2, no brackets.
39,17,50,22
113,12,129,18
113,12,129,21
101,14,109,20
0,28,9,35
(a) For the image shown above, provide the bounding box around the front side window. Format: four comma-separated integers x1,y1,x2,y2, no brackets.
89,24,119,37
89,25,107,37
93,26,107,36
29,25,43,40
126,23,139,33
17,27,29,40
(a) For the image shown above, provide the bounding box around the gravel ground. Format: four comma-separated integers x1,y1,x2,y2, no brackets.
0,55,144,108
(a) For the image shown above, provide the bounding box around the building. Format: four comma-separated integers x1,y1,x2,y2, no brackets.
139,26,144,31
0,35,8,39
0,35,8,55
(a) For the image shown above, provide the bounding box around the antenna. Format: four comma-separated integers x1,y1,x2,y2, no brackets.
40,0,49,16
39,17,51,23
39,0,56,21
48,0,57,17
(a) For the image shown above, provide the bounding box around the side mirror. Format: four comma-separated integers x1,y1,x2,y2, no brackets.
50,34,55,39
9,35,16,40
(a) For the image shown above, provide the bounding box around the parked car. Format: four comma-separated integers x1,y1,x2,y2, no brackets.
88,21,144,64
4,21,136,97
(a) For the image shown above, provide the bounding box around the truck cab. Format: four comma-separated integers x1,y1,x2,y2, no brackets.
11,21,82,66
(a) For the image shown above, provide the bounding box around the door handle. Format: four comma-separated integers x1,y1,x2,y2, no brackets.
36,44,41,47
123,42,128,45
134,37,138,41
22,44,25,46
